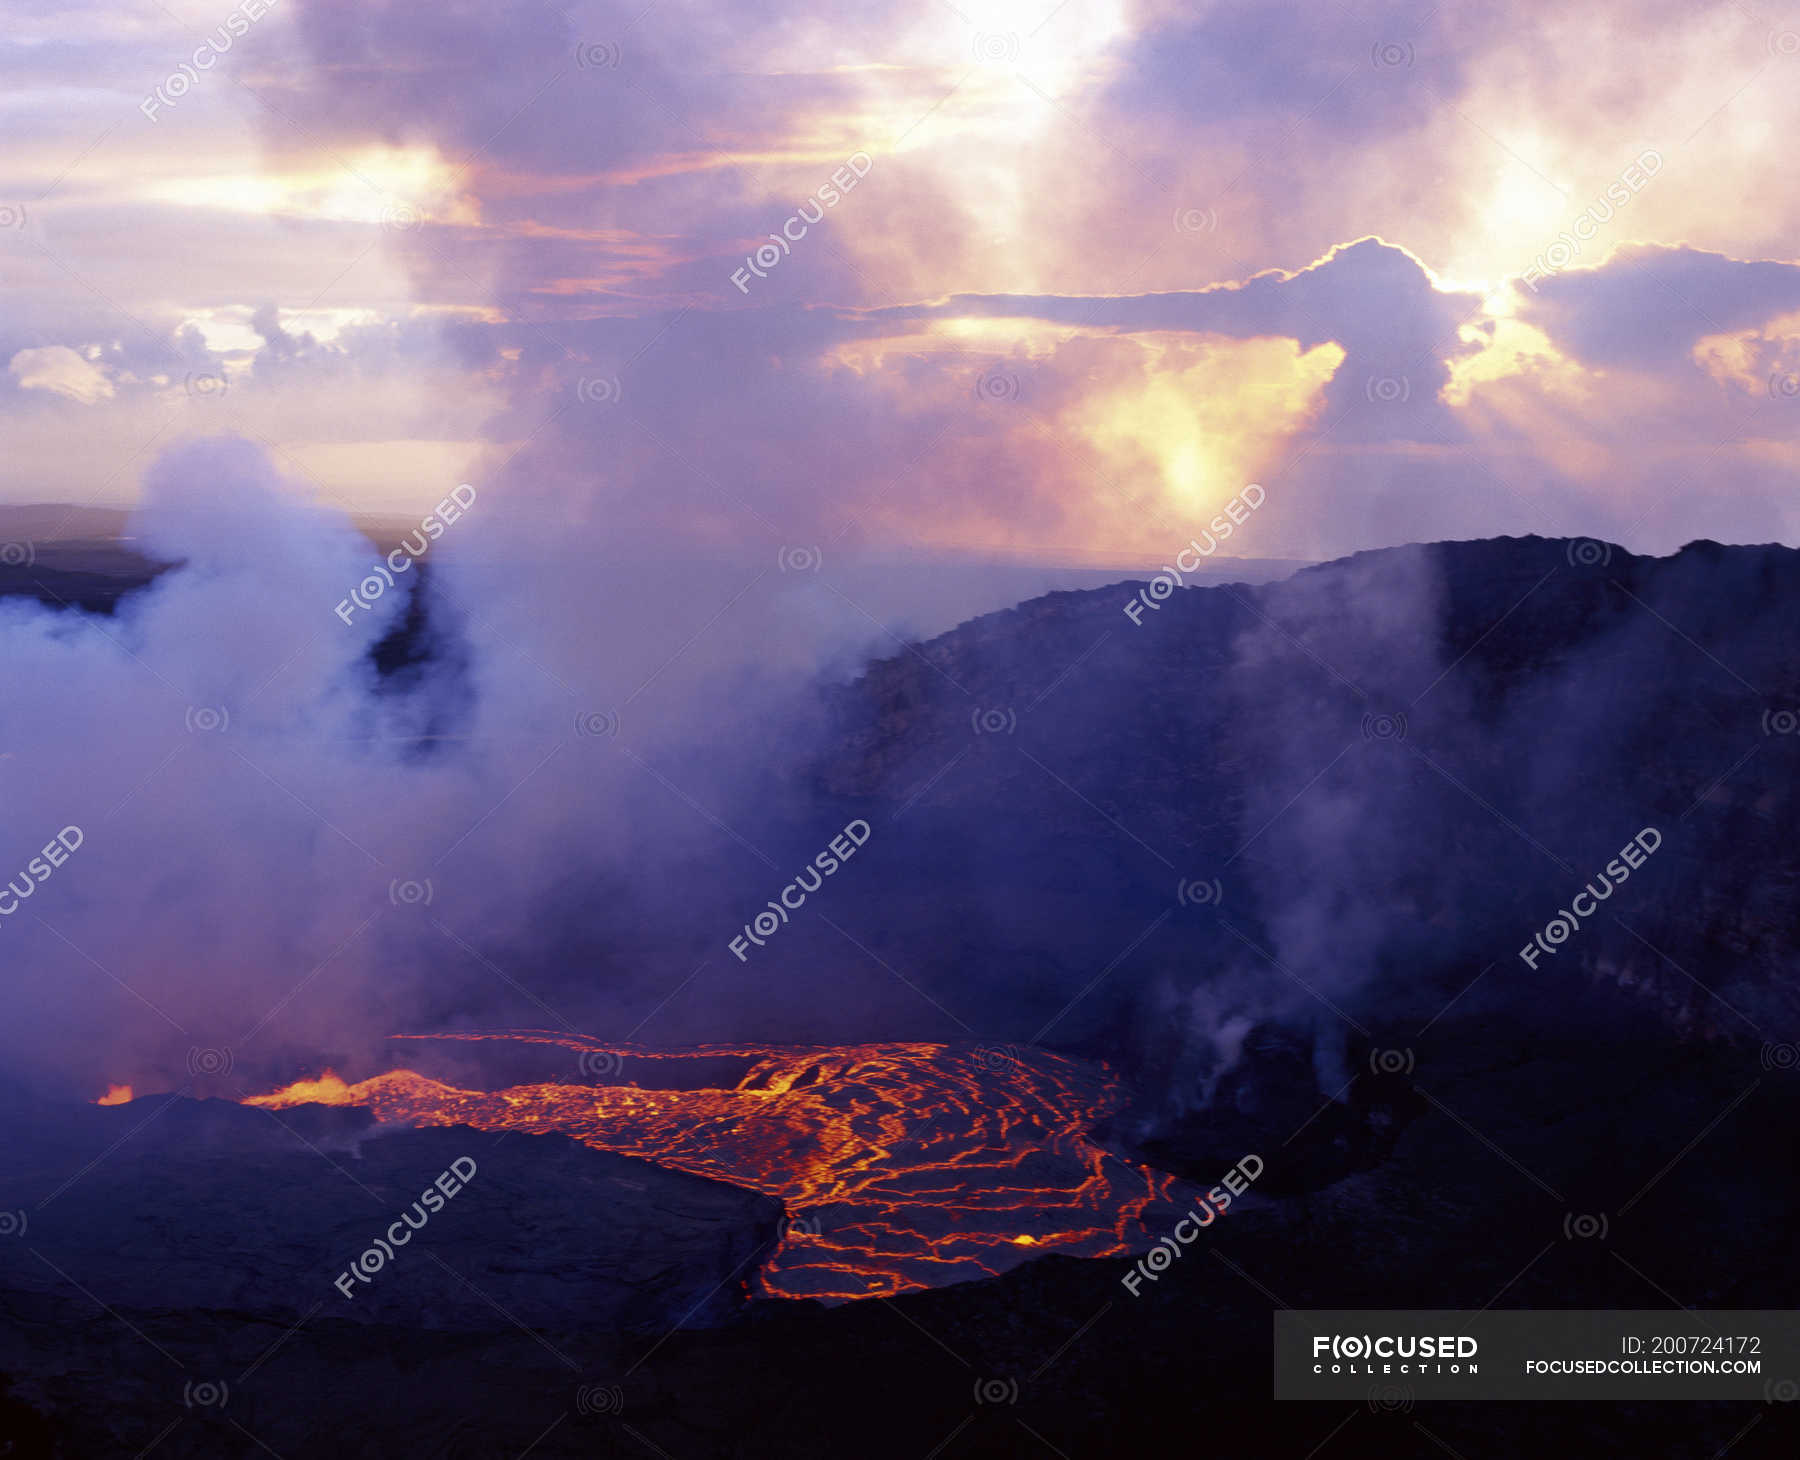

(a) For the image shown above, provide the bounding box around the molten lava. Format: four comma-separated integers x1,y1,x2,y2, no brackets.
96,1084,133,1105
246,1032,1189,1302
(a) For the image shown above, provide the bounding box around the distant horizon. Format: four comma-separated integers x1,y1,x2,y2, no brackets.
7,498,1791,569
0,497,1317,572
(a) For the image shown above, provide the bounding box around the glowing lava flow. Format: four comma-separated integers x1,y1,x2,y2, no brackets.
246,1032,1188,1302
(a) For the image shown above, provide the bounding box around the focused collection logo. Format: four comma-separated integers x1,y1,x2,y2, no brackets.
1311,1333,1480,1375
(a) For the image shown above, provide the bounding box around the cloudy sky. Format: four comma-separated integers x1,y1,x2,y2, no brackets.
7,0,1800,564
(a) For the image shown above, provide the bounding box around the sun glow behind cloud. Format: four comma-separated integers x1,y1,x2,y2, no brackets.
138,145,476,229
6,0,1800,555
1068,333,1344,524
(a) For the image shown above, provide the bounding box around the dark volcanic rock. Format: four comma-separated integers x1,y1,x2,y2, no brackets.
0,1093,781,1337
5,537,1800,1456
1107,1020,1429,1194
797,536,1800,1065
0,539,173,615
1,1008,1796,1458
